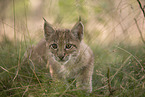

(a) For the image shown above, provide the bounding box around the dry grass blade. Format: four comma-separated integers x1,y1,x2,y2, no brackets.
0,66,9,73
13,66,19,81
94,85,108,91
22,86,29,97
30,66,43,89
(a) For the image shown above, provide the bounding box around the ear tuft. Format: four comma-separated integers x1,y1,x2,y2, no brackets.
43,18,54,40
43,17,47,22
71,21,84,41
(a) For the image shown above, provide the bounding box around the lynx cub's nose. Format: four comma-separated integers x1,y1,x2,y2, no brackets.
58,55,64,60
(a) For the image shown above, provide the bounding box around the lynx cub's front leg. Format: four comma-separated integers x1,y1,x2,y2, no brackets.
76,64,94,93
75,50,94,93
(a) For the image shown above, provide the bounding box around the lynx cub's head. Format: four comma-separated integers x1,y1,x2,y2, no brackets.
44,19,84,64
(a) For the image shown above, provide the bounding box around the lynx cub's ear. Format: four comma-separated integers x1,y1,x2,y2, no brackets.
43,18,54,40
71,21,84,41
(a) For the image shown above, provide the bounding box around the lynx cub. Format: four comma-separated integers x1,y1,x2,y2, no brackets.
22,18,94,92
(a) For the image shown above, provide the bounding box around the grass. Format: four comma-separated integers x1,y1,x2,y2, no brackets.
0,35,144,97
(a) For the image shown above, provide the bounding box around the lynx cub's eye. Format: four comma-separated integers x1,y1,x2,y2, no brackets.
51,44,58,49
65,44,72,49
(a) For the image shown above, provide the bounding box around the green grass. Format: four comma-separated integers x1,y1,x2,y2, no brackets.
0,36,145,97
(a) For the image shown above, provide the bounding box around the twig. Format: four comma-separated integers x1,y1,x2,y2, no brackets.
134,18,145,45
137,0,145,17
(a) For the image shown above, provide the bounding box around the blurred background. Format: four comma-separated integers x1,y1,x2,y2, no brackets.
0,0,145,46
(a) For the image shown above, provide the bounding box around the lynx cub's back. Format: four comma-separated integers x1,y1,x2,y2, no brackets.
22,19,94,92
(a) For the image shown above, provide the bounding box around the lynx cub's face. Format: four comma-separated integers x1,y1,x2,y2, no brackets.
44,19,84,64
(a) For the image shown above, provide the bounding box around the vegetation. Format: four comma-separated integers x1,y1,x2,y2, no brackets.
0,0,145,96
